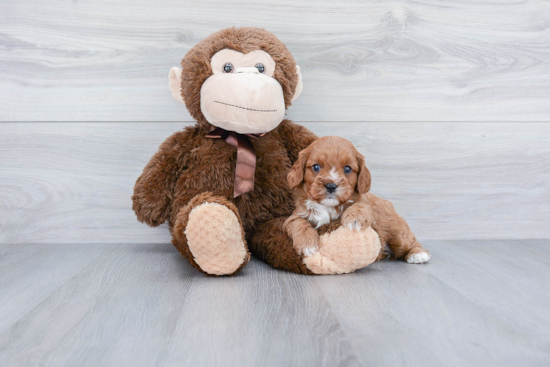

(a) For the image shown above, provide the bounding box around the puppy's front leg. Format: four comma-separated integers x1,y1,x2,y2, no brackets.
283,214,320,256
341,202,373,231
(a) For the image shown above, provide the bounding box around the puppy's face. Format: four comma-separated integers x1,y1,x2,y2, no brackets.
288,136,371,207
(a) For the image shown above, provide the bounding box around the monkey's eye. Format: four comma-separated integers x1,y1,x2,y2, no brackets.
255,63,265,73
344,166,352,174
312,164,321,172
223,63,234,73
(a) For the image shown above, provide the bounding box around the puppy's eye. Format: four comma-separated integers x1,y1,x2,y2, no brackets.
223,63,234,73
312,164,321,172
344,166,352,174
255,63,265,73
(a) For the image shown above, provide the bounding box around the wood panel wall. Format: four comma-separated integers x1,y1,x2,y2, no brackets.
1,0,549,243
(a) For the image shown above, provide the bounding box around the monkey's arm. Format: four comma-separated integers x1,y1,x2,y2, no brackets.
276,120,318,163
132,127,197,227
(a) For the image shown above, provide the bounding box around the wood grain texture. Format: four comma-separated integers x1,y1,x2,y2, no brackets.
316,240,550,366
0,243,359,367
0,243,111,334
1,0,549,122
0,241,549,366
1,122,549,244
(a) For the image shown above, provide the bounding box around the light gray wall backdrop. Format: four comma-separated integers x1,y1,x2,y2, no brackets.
1,0,549,243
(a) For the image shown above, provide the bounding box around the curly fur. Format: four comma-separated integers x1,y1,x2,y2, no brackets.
285,136,429,263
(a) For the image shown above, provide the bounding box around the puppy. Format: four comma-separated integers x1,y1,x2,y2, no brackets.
283,136,430,264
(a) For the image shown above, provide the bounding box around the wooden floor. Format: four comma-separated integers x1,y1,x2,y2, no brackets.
0,241,549,366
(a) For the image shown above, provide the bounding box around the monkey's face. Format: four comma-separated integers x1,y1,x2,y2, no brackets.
199,49,286,134
169,28,303,135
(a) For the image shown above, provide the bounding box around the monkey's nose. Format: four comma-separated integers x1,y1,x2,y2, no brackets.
235,67,260,74
325,183,337,193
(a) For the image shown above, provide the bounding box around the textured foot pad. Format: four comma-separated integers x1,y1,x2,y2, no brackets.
185,202,247,275
303,226,381,275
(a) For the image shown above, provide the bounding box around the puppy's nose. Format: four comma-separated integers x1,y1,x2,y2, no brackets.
325,183,337,193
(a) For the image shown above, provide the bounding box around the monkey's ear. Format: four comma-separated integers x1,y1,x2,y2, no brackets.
169,67,185,105
291,65,303,102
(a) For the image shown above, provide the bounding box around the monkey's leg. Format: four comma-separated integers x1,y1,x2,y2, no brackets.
172,192,250,276
249,218,314,275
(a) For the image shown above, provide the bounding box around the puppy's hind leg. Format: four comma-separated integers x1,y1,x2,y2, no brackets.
403,241,431,264
385,221,430,264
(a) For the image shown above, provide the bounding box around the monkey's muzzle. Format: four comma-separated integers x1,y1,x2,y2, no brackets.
200,73,286,135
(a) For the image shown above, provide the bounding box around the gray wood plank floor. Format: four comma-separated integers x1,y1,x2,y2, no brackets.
1,241,549,367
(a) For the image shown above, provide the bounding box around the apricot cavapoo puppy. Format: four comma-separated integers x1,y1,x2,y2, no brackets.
283,136,430,264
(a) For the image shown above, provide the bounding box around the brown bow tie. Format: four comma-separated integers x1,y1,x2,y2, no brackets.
206,127,264,198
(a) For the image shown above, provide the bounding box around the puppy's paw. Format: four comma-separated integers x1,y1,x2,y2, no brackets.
302,245,319,257
347,220,361,231
342,206,371,231
292,231,320,257
405,250,431,264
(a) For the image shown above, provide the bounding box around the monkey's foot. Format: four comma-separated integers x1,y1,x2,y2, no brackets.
184,201,249,275
303,226,381,275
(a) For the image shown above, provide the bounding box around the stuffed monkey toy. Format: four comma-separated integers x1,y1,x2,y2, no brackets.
133,27,422,276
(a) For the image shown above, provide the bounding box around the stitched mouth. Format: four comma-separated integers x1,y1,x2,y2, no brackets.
214,100,278,113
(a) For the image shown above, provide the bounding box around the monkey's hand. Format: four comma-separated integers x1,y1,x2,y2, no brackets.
132,169,172,227
132,130,195,227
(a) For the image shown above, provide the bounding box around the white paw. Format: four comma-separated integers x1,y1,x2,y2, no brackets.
302,245,319,257
406,251,431,264
346,220,362,231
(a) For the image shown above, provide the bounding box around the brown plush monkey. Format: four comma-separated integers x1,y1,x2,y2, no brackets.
133,27,382,276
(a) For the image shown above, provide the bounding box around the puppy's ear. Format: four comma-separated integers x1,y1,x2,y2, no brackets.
287,149,309,189
355,153,371,194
